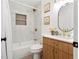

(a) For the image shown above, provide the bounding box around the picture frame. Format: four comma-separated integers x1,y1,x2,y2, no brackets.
44,2,50,13
44,16,50,25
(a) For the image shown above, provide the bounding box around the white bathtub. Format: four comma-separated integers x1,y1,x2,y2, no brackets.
12,40,35,59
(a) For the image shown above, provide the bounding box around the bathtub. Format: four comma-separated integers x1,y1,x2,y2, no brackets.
12,40,35,59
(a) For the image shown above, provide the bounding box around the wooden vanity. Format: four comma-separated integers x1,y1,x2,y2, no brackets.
42,37,73,59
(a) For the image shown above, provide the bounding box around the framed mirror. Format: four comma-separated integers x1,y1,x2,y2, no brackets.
58,2,74,32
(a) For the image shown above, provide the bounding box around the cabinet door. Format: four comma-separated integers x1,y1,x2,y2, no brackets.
68,44,73,55
58,50,73,59
42,44,54,59
68,44,73,59
54,48,59,59
68,54,73,59
58,50,63,59
62,52,69,59
49,45,54,59
42,44,48,59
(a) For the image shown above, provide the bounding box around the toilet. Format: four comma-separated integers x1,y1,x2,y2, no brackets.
30,44,43,59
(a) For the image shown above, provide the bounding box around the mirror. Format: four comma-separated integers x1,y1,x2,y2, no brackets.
58,2,74,32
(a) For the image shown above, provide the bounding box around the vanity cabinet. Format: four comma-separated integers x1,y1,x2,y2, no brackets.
42,37,73,59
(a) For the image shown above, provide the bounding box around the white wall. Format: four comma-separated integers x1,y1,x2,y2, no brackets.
42,0,54,35
10,1,35,43
33,9,42,43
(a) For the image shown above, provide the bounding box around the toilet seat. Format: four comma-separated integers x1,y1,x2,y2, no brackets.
31,44,42,50
30,44,43,53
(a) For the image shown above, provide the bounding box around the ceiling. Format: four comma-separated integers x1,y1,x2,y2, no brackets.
11,0,41,8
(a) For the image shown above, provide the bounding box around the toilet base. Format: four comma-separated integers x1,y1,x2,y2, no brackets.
33,53,40,59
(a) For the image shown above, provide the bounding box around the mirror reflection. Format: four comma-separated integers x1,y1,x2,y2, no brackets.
58,2,74,32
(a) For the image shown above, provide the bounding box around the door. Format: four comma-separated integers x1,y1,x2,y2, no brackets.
1,0,7,59
1,0,12,59
1,0,6,58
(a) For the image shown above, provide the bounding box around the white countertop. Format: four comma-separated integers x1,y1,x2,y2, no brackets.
42,34,74,43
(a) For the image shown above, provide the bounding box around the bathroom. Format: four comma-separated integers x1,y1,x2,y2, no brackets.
1,0,78,59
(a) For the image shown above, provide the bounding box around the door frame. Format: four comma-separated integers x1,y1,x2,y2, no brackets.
74,0,78,59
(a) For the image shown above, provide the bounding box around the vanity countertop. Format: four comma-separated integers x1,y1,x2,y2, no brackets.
42,34,74,43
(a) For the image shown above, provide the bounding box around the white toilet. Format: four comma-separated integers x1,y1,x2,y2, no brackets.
30,44,43,59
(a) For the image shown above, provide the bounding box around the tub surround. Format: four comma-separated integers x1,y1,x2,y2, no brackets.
42,34,73,43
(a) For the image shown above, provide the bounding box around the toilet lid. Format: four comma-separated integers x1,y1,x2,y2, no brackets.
31,44,43,50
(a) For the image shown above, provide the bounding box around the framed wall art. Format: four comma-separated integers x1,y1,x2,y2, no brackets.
44,16,50,25
44,2,50,13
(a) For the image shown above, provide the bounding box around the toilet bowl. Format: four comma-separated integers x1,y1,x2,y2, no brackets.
30,44,43,59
